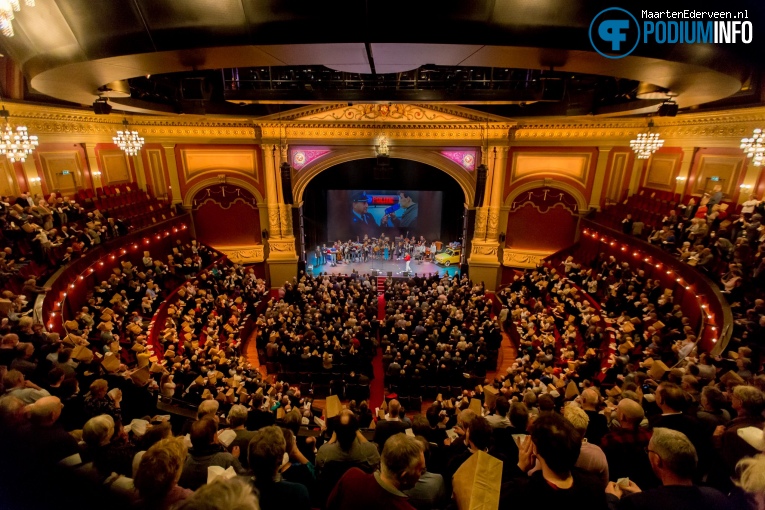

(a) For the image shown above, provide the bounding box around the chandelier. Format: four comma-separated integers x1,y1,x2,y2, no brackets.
0,0,35,37
0,106,38,162
630,119,664,159
740,128,764,167
113,119,145,156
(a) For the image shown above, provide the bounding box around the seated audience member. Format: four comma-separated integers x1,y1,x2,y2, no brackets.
327,433,425,510
563,404,609,488
247,425,310,510
605,428,734,510
174,478,260,510
733,454,765,510
403,436,447,510
696,386,731,432
134,437,194,510
179,416,242,490
601,399,658,489
500,413,607,509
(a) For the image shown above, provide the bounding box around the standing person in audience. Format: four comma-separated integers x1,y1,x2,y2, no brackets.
500,413,608,509
247,425,310,510
327,433,425,510
563,404,609,488
605,428,734,510
580,388,609,446
174,478,260,510
403,436,447,510
224,404,257,470
316,409,380,480
601,398,658,489
179,416,242,490
137,439,196,509
374,399,409,451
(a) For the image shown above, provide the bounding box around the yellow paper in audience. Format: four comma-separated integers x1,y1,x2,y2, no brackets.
325,395,342,419
130,367,150,386
720,370,745,386
653,321,665,330
453,450,503,510
102,353,120,372
469,398,483,416
648,360,669,380
565,381,580,399
483,386,498,410
72,345,94,362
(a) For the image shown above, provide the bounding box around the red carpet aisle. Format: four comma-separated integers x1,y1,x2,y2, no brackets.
368,293,387,409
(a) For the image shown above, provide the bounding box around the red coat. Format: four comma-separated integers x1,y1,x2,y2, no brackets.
404,254,411,261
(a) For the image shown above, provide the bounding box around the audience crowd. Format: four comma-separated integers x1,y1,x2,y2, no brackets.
2,189,765,510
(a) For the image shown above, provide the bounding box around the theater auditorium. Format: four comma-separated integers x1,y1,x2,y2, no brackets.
0,2,764,510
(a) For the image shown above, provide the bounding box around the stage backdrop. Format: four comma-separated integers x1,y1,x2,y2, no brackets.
327,190,443,242
303,158,465,250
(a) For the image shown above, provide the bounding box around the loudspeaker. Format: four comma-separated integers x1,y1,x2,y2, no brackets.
387,271,393,277
280,162,294,205
93,99,112,115
460,263,469,276
297,260,306,274
402,271,412,277
658,101,678,117
473,164,487,207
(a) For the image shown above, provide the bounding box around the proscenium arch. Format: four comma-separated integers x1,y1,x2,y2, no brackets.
504,179,588,213
293,147,476,207
182,176,266,208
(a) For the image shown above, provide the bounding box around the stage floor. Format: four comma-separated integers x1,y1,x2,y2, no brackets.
308,257,460,278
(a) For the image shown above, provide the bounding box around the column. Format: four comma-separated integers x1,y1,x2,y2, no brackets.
588,146,613,210
674,147,697,199
132,150,148,192
161,143,182,205
262,139,298,288
21,158,44,196
82,143,103,191
468,145,507,291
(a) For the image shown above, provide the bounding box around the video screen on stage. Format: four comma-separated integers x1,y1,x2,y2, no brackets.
326,190,443,242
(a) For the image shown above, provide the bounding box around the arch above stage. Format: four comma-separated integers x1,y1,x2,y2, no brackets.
292,147,477,207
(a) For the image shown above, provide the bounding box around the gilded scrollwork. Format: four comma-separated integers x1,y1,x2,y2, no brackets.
217,245,265,264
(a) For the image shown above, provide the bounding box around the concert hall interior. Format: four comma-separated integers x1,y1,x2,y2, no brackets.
1,2,765,510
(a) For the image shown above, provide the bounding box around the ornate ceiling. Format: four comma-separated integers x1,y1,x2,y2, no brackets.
0,0,762,120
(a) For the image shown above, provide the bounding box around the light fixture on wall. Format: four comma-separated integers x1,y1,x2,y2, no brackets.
0,0,35,37
630,119,664,159
0,106,38,162
113,118,145,156
28,176,40,185
675,176,686,181
740,128,764,166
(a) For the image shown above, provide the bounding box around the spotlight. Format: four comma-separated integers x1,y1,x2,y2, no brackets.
93,98,112,115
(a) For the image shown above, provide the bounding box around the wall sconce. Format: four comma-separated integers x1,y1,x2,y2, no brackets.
92,171,102,178
675,176,686,181
740,184,753,191
29,176,41,185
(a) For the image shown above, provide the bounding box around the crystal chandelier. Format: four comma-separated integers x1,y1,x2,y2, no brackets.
0,106,38,162
630,119,664,159
740,128,764,167
113,119,145,156
0,0,35,37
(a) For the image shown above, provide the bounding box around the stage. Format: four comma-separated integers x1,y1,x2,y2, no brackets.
307,257,460,278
